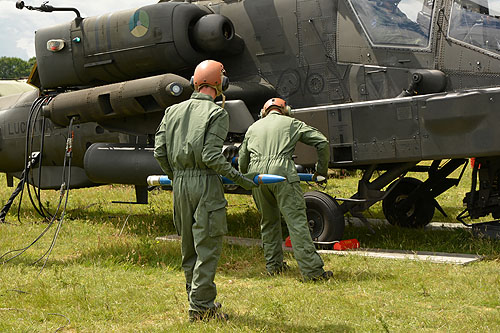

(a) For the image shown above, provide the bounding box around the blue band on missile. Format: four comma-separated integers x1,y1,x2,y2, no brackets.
221,176,234,184
298,173,314,181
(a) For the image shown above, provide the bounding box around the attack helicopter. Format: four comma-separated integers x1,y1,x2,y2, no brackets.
2,0,500,242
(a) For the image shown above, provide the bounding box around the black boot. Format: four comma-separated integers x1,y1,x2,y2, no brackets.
189,305,228,322
309,270,333,282
267,261,290,276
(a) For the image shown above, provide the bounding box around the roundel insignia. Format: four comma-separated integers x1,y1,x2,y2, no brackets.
129,9,149,38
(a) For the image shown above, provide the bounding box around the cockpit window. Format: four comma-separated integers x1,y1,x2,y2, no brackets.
449,0,500,55
349,0,434,48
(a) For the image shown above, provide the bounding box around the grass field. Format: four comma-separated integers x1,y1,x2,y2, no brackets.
1,170,499,332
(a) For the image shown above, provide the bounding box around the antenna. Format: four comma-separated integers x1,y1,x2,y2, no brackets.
16,1,82,23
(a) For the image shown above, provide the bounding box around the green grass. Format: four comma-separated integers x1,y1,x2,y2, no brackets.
1,170,500,331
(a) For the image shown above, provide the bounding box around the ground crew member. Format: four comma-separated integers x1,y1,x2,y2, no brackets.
238,98,333,281
154,60,257,321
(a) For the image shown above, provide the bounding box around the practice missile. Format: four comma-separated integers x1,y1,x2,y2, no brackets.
230,157,326,183
297,173,326,182
147,174,286,187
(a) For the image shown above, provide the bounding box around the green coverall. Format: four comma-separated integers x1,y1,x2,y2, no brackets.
238,110,330,279
154,92,253,315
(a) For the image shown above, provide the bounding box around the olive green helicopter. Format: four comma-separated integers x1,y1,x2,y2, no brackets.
2,0,500,242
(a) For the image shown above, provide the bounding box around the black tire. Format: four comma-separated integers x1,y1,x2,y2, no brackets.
382,177,435,228
304,191,345,242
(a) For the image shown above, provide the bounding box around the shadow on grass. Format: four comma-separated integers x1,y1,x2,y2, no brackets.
1,236,183,271
331,269,394,283
0,205,56,225
227,209,262,239
217,243,395,283
72,238,183,270
67,211,176,236
66,204,263,240
225,268,395,285
4,202,499,273
0,204,175,238
344,225,500,255
227,314,353,332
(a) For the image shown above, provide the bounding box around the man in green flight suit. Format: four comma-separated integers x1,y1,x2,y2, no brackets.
154,60,257,322
238,98,333,281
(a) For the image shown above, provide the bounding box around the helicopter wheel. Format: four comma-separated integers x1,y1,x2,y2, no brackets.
382,177,435,228
304,191,345,242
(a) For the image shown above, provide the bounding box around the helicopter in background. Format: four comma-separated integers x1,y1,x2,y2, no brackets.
2,0,500,241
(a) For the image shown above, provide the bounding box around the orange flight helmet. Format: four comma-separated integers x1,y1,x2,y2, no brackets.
260,97,292,118
190,60,229,96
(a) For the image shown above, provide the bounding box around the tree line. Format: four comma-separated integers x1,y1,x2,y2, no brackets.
0,57,36,79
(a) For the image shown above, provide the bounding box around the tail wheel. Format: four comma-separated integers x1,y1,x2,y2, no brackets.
304,191,345,241
382,177,435,228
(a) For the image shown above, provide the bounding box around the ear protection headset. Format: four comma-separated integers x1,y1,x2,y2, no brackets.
189,75,229,91
260,98,292,118
190,60,229,96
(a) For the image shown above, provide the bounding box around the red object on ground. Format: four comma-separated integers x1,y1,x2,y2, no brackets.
285,236,292,248
333,239,360,250
470,158,481,169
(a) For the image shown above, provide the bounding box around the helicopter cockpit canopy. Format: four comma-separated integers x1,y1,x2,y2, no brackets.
448,0,500,55
349,0,435,48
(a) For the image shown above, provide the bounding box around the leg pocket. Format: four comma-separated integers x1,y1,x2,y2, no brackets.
208,200,228,237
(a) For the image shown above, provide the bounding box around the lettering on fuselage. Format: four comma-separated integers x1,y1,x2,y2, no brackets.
5,119,55,137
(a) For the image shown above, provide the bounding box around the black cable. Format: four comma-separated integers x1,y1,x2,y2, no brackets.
0,171,64,263
36,168,71,272
0,117,75,266
25,97,49,218
33,117,74,266
47,312,71,332
26,182,66,266
23,97,44,168
35,118,74,272
36,102,48,215
17,96,47,221
17,95,55,220
0,154,38,222
1,142,67,263
0,211,59,263
17,97,41,218
31,96,53,218
28,96,45,215
0,96,53,223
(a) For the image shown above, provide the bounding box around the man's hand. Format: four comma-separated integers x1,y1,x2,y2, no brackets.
313,172,328,186
237,172,258,190
243,172,260,182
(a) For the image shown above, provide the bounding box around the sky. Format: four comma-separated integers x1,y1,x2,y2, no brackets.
0,0,155,60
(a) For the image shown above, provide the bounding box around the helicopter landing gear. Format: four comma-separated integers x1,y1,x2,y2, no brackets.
382,177,435,228
304,191,344,242
381,159,468,228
